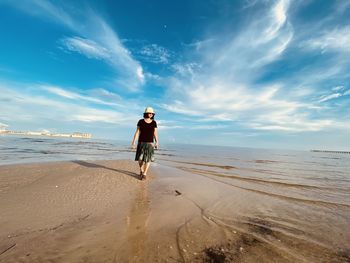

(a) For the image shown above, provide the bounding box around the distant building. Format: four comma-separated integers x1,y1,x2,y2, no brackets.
71,132,92,138
51,133,71,138
27,131,43,136
0,124,9,131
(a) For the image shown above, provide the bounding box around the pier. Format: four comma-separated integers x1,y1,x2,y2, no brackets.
311,150,350,154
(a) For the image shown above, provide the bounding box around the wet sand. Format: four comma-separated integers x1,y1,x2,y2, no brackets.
0,160,349,262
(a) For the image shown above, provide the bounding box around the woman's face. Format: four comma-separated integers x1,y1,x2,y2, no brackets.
147,113,154,118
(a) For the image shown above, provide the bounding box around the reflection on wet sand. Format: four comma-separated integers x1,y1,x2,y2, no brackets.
125,182,150,262
179,166,350,208
152,160,350,262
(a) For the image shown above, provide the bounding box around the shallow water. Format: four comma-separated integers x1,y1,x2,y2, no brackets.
156,145,350,262
1,135,349,262
0,135,132,165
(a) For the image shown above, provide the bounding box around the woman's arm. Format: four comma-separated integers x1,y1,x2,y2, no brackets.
154,128,159,149
131,127,140,148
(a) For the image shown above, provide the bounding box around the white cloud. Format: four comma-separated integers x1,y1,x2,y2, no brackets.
155,119,184,130
317,86,350,103
242,0,259,9
71,112,120,123
162,80,326,132
3,0,76,29
89,88,122,101
207,0,293,74
158,0,350,133
138,44,171,64
44,85,78,99
189,124,228,130
185,38,215,51
319,93,342,102
250,114,333,132
42,85,121,106
332,85,344,91
304,26,350,53
165,82,301,116
265,0,290,40
4,0,145,91
2,0,349,140
162,82,332,133
160,101,202,116
157,120,224,131
0,82,140,125
70,13,145,91
171,63,201,77
221,131,259,137
60,37,110,60
335,0,350,14
157,125,184,130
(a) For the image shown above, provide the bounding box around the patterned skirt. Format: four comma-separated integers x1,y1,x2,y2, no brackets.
135,142,155,163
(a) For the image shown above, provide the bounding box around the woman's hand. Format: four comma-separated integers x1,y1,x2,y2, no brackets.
155,143,159,150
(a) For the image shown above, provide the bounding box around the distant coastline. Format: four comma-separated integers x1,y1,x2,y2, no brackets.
0,129,92,139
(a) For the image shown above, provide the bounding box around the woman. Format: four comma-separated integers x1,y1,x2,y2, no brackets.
131,107,159,180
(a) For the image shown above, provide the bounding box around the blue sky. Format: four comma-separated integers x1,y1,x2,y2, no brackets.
0,0,350,150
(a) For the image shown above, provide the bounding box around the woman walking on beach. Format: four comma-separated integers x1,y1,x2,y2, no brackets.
131,107,159,180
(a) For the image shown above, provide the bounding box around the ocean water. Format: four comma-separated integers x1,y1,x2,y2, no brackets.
0,135,134,165
1,135,349,261
156,145,350,262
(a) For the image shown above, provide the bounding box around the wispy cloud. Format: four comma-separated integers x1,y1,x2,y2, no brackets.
161,81,325,132
137,44,172,64
304,26,350,53
334,0,350,14
318,93,342,102
60,37,110,60
1,0,349,146
159,0,350,134
160,101,202,116
189,124,228,130
3,0,145,91
0,81,140,126
242,0,259,9
332,85,345,91
42,85,122,106
205,0,293,76
156,119,184,130
89,88,122,101
250,114,334,132
317,86,350,102
2,0,76,29
171,63,201,77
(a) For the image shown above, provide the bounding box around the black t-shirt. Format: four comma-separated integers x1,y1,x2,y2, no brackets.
137,119,157,143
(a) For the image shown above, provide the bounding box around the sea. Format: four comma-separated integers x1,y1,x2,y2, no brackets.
1,135,349,261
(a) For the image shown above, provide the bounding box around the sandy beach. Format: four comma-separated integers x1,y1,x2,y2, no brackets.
0,160,215,262
0,159,349,262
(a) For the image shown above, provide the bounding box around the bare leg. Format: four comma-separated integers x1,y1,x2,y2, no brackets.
142,162,151,176
138,160,144,173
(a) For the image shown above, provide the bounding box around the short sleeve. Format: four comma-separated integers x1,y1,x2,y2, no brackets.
137,119,142,127
154,121,157,128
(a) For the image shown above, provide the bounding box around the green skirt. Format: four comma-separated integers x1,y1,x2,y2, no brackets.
135,142,155,163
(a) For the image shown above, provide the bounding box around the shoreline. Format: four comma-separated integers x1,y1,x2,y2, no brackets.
0,160,349,262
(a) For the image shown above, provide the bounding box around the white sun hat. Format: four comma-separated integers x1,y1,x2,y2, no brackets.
144,107,155,114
